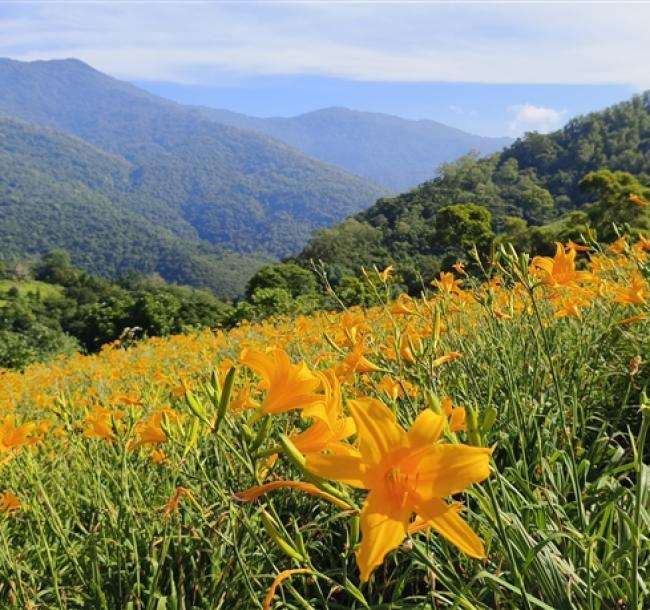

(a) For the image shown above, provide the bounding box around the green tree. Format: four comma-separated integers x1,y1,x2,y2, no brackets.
580,170,650,241
245,263,318,299
33,249,77,285
434,204,495,261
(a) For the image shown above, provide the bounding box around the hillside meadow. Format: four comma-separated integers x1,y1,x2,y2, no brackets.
1,236,649,609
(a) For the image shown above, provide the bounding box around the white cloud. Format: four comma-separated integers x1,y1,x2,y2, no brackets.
507,104,567,136
0,3,649,88
449,104,478,118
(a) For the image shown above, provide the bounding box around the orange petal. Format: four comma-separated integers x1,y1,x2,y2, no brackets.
408,408,445,449
357,489,410,582
335,416,357,440
449,408,467,432
432,352,463,368
415,444,492,498
240,349,273,385
417,498,485,558
299,401,330,427
305,452,367,489
348,398,407,465
235,480,351,510
291,420,333,454
262,569,311,610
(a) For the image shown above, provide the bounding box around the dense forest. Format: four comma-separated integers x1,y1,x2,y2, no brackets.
0,58,385,293
0,116,268,296
0,251,235,369
6,168,648,371
282,93,650,291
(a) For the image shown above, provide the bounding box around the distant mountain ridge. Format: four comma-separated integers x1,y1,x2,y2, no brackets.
0,58,386,257
0,57,387,294
198,106,512,191
0,115,269,296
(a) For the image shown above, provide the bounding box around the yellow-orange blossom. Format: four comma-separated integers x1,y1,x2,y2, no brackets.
240,348,323,415
306,397,492,581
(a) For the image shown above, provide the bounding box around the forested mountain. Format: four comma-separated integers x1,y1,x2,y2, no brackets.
199,106,512,191
0,116,268,296
0,58,385,263
288,93,650,288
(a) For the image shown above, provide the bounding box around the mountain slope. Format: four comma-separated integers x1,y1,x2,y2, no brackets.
0,116,268,296
199,106,512,191
0,58,386,259
291,93,650,287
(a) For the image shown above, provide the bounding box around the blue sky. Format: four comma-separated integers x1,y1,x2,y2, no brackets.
0,1,646,136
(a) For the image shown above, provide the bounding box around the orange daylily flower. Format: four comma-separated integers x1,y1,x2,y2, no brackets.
377,376,403,402
612,271,648,305
240,349,323,415
551,287,594,319
160,486,199,520
608,238,628,255
0,491,21,514
398,334,418,365
83,407,125,442
637,234,650,252
485,276,503,294
432,352,463,368
378,265,395,281
589,254,616,274
449,408,467,433
441,397,467,432
129,410,171,449
306,398,491,581
531,242,592,288
629,193,648,207
0,416,41,461
337,342,382,379
553,299,583,319
338,311,370,346
390,293,416,316
452,261,467,275
229,387,259,413
151,449,169,464
290,371,355,456
432,272,463,294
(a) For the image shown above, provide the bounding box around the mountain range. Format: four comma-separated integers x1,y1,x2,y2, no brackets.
0,57,509,295
0,58,391,293
199,106,511,191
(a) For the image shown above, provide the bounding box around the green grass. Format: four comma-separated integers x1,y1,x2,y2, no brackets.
0,279,63,304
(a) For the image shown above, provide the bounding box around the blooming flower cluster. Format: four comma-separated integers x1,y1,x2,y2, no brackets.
0,236,648,598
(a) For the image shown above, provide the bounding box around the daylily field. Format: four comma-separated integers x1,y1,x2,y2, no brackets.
1,239,649,609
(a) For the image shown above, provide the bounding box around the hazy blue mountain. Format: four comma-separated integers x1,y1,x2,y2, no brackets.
199,106,512,191
0,58,386,261
0,116,268,296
